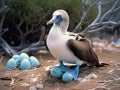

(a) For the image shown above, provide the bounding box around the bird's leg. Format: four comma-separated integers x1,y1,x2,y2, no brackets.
64,65,80,80
59,61,80,80
58,60,71,72
50,60,70,72
62,65,80,82
69,65,80,80
50,60,71,79
50,60,80,81
59,60,64,67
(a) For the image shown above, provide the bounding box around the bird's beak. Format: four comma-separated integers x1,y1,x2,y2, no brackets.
47,16,56,25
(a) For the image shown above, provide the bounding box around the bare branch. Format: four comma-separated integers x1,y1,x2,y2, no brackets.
0,6,9,14
100,0,119,22
0,3,9,32
18,26,46,54
88,25,113,33
73,0,99,32
113,6,120,12
1,28,9,35
29,26,45,47
98,0,114,5
26,24,33,34
81,21,120,34
0,38,17,56
19,46,46,54
84,0,90,5
91,1,102,25
17,19,23,28
79,0,120,34
39,26,45,44
80,0,86,17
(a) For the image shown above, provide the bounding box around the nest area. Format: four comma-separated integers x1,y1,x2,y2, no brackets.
0,39,120,90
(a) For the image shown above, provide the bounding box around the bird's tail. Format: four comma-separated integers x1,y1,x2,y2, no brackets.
96,63,109,67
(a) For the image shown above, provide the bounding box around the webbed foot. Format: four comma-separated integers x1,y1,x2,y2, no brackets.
50,61,80,82
62,65,80,82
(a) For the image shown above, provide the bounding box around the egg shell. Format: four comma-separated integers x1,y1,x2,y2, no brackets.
50,67,63,79
19,53,29,62
6,58,17,70
12,55,20,65
29,56,40,67
12,55,20,60
62,72,74,82
19,58,31,70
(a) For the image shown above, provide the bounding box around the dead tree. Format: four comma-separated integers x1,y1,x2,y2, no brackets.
73,0,120,42
0,0,17,56
0,0,46,56
1,0,120,56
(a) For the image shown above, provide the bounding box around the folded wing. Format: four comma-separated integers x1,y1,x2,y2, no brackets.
67,39,102,67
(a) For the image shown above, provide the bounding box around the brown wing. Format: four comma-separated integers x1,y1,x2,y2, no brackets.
44,35,49,51
67,39,101,67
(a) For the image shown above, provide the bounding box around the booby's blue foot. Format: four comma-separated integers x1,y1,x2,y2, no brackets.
50,61,80,82
50,66,64,78
50,61,71,79
62,65,80,82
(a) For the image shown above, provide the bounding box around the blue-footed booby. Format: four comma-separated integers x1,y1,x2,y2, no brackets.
46,9,107,82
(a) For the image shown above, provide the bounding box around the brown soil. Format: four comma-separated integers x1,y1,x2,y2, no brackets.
0,38,120,90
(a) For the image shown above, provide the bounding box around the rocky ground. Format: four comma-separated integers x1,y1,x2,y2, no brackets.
0,38,120,90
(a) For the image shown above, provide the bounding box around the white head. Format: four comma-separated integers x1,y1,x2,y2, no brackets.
47,9,69,31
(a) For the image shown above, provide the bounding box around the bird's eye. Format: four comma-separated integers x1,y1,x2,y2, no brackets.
56,15,63,24
56,15,62,19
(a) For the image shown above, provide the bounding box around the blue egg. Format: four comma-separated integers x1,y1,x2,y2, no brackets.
12,55,20,60
50,67,63,79
19,53,29,62
62,72,74,82
12,55,20,65
29,56,40,67
6,58,17,70
19,58,31,70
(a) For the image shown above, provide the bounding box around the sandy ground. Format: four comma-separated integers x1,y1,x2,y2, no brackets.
0,38,120,90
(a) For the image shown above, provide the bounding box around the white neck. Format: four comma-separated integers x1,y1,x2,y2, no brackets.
47,21,69,41
51,22,68,33
58,21,68,32
47,24,62,40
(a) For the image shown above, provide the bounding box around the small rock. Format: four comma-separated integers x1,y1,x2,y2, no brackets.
29,86,37,90
36,83,44,89
20,83,30,87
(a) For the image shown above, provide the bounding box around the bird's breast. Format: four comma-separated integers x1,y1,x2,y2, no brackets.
47,34,68,57
47,34,80,64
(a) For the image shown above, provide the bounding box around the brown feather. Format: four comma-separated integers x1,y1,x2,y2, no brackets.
67,39,103,67
44,35,49,51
